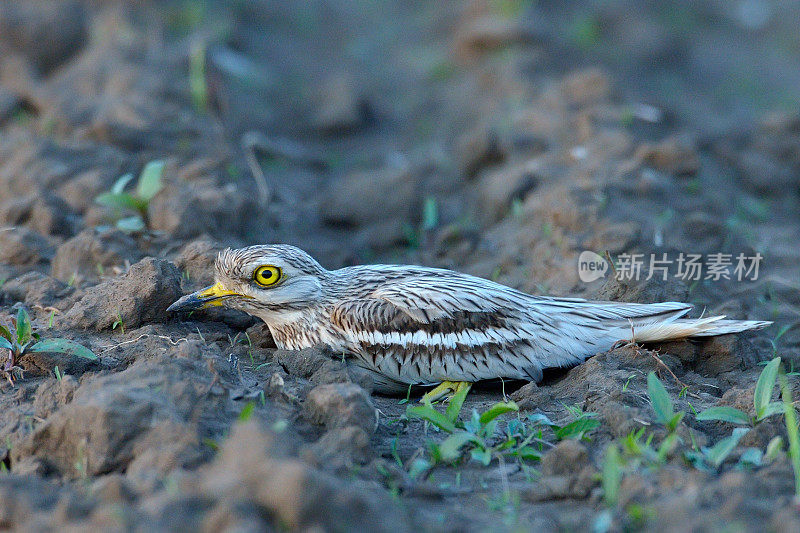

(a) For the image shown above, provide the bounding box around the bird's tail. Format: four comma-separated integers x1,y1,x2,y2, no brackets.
630,315,772,342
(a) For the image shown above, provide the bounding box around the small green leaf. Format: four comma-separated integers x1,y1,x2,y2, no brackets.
779,365,800,499
667,411,685,433
406,404,456,433
427,441,442,463
422,196,438,231
739,447,763,467
527,413,557,426
647,372,674,425
29,338,98,360
445,384,470,423
754,357,780,417
238,401,255,422
696,406,751,426
555,417,601,440
704,427,749,468
439,431,479,462
774,324,793,344
478,401,519,425
95,192,146,212
16,308,31,345
111,173,135,194
136,160,165,201
602,445,622,507
408,458,431,479
116,216,146,234
657,431,680,462
758,401,785,421
514,446,543,461
480,419,500,439
0,324,12,343
0,337,13,352
470,447,492,466
765,436,784,461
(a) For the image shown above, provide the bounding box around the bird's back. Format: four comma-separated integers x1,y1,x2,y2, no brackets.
321,263,769,392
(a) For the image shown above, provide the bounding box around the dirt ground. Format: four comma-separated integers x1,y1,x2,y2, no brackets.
1,1,799,531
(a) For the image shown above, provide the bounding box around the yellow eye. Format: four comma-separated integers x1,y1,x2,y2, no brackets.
253,265,282,287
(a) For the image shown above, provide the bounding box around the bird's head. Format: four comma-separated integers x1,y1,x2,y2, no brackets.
167,244,328,318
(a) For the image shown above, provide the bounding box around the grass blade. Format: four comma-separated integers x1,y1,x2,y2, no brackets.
704,427,749,468
136,160,165,201
16,308,31,345
602,445,621,507
471,447,492,466
237,401,255,422
407,404,457,433
514,446,543,461
0,324,13,342
111,173,135,194
29,338,98,360
527,413,557,426
116,216,146,233
696,406,751,425
555,417,601,440
95,192,147,212
0,337,13,351
754,357,780,418
422,196,438,231
408,458,431,479
779,365,800,500
759,401,786,421
647,372,674,425
445,384,470,423
438,431,479,462
478,401,519,425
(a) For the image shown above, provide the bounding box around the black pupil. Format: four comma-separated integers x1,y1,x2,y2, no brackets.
259,268,276,283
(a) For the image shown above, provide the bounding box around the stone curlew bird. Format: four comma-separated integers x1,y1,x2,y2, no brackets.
167,244,771,399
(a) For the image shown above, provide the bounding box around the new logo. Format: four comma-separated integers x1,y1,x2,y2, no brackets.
578,251,608,282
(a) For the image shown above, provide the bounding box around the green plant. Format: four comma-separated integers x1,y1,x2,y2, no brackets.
398,384,413,405
406,388,525,469
112,310,125,335
684,427,749,471
647,372,685,432
238,401,255,422
406,393,600,477
695,357,783,426
779,363,800,502
620,427,680,467
553,405,601,441
403,196,439,249
421,196,438,232
95,160,165,233
602,444,622,507
770,324,793,357
190,41,208,112
0,308,97,384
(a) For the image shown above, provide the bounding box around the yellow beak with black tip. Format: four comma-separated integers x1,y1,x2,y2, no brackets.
167,282,247,313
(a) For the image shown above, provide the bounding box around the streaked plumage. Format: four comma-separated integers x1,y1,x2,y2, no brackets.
168,245,771,393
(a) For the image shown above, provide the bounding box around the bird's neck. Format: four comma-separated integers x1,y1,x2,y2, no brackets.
259,308,328,351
